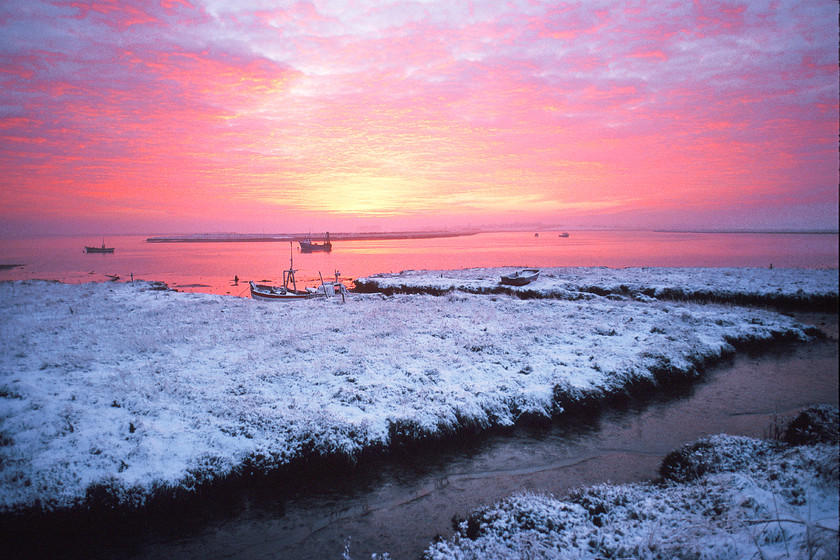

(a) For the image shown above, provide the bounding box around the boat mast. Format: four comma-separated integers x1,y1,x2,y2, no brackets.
283,242,297,293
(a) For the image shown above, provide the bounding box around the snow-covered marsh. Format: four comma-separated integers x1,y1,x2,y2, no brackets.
355,267,839,309
0,273,828,514
424,407,839,560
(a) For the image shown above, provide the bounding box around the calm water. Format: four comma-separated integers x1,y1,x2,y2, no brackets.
1,231,837,295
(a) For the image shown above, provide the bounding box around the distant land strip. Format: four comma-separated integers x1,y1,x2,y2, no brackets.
146,231,480,243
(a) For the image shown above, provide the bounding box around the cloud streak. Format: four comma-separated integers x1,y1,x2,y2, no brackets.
0,0,837,234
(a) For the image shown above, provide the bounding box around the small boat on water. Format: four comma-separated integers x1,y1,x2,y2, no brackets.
558,232,570,238
85,240,114,253
299,232,332,253
500,268,540,286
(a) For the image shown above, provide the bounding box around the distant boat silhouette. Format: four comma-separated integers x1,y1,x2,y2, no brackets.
299,232,332,253
85,240,114,253
559,232,570,238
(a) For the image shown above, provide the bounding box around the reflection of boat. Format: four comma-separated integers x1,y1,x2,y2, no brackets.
299,232,332,253
85,240,114,253
559,232,569,238
500,269,540,286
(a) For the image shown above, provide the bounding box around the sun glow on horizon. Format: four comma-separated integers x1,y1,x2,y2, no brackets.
0,0,837,236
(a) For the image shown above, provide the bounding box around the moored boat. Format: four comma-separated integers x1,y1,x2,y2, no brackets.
500,268,540,286
249,281,311,300
299,232,332,253
250,245,346,301
85,240,114,253
250,244,311,300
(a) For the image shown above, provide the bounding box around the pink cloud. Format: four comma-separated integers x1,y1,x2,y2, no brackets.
0,0,836,234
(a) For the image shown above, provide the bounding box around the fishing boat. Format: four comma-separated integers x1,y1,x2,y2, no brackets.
249,281,311,300
84,240,114,253
250,245,346,301
250,244,311,300
500,268,540,286
558,232,570,238
299,232,332,253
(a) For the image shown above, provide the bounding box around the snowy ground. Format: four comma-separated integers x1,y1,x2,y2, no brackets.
423,406,839,560
0,267,836,516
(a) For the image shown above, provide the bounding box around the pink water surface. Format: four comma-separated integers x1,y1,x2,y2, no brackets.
1,231,837,296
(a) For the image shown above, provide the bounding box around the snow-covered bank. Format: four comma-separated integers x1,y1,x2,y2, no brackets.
354,267,839,309
0,271,830,515
424,406,839,560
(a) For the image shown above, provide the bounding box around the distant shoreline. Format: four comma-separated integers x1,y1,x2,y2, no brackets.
144,229,839,243
652,229,839,235
145,231,481,243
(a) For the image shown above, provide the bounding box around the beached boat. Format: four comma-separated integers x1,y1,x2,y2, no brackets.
500,269,540,286
249,281,312,300
85,240,114,253
251,245,346,301
251,275,348,301
299,232,332,253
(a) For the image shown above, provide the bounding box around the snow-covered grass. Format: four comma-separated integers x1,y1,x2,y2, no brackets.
355,267,839,309
424,407,839,560
0,268,833,515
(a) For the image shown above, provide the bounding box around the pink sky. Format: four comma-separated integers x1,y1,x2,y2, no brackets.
1,0,837,236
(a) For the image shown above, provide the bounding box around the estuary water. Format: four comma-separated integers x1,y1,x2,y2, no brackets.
1,230,837,296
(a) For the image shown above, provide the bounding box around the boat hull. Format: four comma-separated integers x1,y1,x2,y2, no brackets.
500,269,540,286
249,282,312,300
85,247,114,253
299,232,332,253
298,242,332,253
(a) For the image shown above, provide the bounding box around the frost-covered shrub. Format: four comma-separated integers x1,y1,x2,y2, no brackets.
783,404,839,446
658,435,776,482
